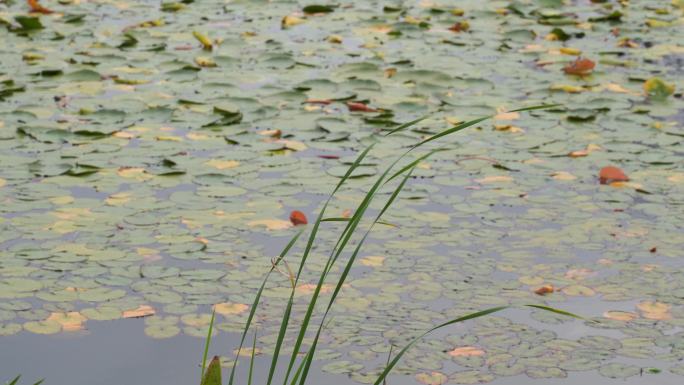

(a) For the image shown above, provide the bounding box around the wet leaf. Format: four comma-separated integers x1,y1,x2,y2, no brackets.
563,57,595,76
599,166,629,184
644,77,675,100
289,210,308,226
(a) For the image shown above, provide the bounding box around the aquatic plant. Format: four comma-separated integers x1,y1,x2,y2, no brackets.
5,376,43,385
199,106,583,385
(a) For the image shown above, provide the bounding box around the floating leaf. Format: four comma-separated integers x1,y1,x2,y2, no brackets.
27,0,53,14
599,166,629,184
563,57,595,76
415,372,447,385
534,285,555,295
122,305,156,319
448,346,485,357
193,31,213,50
289,210,308,226
303,5,334,14
644,77,675,100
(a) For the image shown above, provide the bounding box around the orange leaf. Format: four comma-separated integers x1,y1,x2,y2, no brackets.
563,57,595,76
122,305,155,319
448,21,469,32
289,210,308,225
448,346,485,357
599,166,629,185
346,102,378,112
534,285,555,295
27,0,53,14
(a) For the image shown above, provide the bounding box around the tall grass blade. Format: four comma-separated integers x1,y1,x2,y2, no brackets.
248,329,258,385
297,169,417,385
227,230,303,385
524,304,586,321
373,306,509,385
8,376,20,385
272,145,376,385
372,303,581,385
384,115,428,136
200,309,217,380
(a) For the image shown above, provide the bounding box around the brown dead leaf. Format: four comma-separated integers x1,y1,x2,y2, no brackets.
603,310,638,322
599,166,629,184
360,256,385,267
289,210,308,226
213,302,249,316
448,346,485,357
123,305,156,319
563,57,595,76
637,301,671,320
47,312,87,331
534,285,555,295
205,159,240,170
28,0,53,14
247,219,293,230
476,175,513,184
415,372,448,385
347,102,378,112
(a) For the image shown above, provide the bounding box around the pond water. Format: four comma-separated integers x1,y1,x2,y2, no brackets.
1,0,683,384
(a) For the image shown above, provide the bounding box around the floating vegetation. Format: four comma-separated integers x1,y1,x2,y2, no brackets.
1,0,683,383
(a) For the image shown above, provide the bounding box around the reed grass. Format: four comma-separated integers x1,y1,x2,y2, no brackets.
200,105,582,385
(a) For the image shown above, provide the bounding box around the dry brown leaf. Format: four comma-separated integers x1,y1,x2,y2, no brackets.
296,283,334,294
213,302,248,316
360,256,385,267
247,219,293,230
551,171,577,181
603,311,638,322
415,372,448,385
28,0,53,14
563,57,595,76
599,166,629,184
123,305,155,319
476,175,513,184
637,301,671,320
289,210,308,225
448,346,485,357
47,311,87,331
205,159,240,170
534,285,555,295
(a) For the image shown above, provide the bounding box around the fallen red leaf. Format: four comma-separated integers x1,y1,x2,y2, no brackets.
289,210,308,226
563,57,595,76
28,0,53,14
448,22,469,33
534,285,555,295
317,154,340,159
650,247,657,253
599,166,629,185
346,102,378,112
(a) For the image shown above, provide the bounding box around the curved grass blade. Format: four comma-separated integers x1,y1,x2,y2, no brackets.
272,145,377,385
227,229,303,385
248,329,258,385
297,168,418,385
200,309,217,380
384,115,429,136
524,304,586,321
373,306,509,385
373,303,580,385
